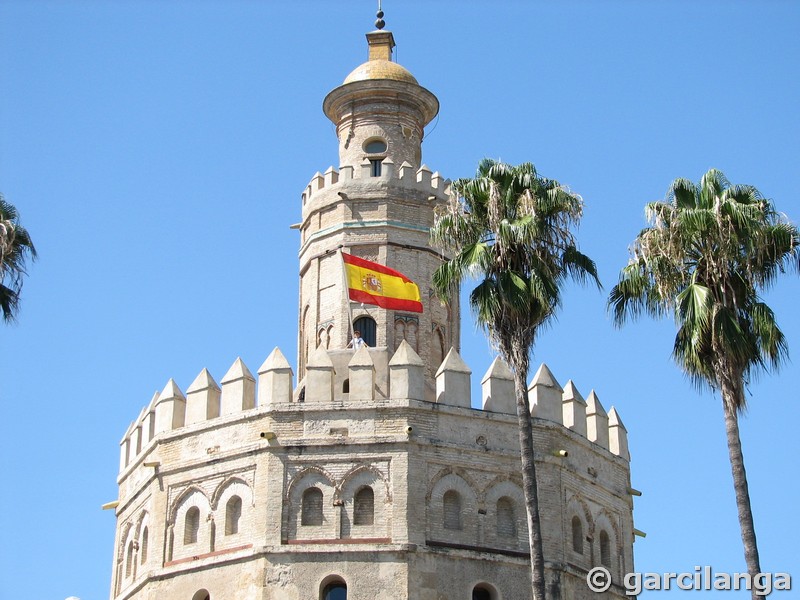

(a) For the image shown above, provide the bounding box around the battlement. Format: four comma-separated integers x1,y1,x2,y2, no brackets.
300,162,450,207
119,342,629,474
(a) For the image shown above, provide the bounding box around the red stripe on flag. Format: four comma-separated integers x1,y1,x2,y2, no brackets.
342,252,415,283
348,289,424,313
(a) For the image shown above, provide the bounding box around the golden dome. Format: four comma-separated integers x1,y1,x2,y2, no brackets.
343,59,418,85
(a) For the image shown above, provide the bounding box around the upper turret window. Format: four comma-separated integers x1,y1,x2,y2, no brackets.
301,488,324,526
364,139,387,154
443,490,462,530
472,586,495,600
496,497,516,538
571,516,583,554
600,529,611,568
140,527,148,564
353,316,377,347
184,507,200,544
353,486,375,526
322,581,347,600
365,139,387,177
125,541,134,577
225,496,242,535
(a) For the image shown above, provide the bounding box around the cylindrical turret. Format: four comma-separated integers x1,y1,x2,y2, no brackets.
324,30,438,171
296,27,459,398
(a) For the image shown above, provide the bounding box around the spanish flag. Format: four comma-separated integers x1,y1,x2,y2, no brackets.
342,252,423,313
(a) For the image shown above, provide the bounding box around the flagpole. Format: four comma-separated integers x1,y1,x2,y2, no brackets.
338,248,355,344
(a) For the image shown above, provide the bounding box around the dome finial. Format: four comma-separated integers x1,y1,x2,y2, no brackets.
375,0,385,30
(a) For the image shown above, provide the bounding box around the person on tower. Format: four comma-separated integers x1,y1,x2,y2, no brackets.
347,330,368,350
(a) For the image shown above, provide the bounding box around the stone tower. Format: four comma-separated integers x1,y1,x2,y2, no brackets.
109,17,638,600
297,25,458,399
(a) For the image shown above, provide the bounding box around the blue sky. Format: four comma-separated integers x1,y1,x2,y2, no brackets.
1,2,798,598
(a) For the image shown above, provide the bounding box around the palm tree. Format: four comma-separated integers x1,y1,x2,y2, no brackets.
431,159,599,600
609,169,798,598
0,194,37,322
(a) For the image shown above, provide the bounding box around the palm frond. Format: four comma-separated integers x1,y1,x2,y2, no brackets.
675,281,712,332
469,278,501,334
561,246,601,289
749,301,788,370
431,159,597,365
666,179,698,210
609,263,654,325
612,168,799,408
0,283,20,322
699,169,730,208
0,193,37,323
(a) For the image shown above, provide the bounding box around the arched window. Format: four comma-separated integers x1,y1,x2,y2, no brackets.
125,541,134,577
225,496,242,535
322,581,347,600
496,496,516,538
394,319,405,351
571,516,583,554
318,327,329,349
342,379,350,394
301,488,324,526
431,327,445,371
353,486,374,526
364,139,387,154
406,321,418,351
184,507,200,544
191,590,210,600
353,316,377,347
472,584,495,600
301,305,311,374
140,527,148,564
443,490,462,530
166,528,174,562
600,529,611,568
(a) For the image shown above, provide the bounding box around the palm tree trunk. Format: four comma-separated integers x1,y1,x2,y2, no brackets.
510,353,548,600
720,384,763,600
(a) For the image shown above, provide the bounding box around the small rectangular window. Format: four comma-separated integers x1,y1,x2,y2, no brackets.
370,159,382,177
302,488,324,526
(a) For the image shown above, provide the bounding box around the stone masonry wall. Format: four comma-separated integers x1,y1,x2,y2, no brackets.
112,344,636,600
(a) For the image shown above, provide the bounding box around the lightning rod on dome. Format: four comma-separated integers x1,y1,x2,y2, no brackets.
375,1,385,30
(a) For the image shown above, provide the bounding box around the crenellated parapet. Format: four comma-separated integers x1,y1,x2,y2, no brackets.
295,157,460,376
300,161,450,210
118,342,630,473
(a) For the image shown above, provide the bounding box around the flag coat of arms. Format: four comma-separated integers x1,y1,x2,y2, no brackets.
341,252,423,313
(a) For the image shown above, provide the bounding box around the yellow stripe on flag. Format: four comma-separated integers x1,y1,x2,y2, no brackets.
342,253,423,313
